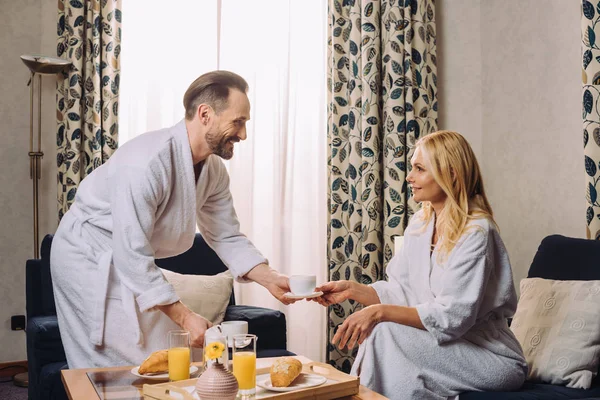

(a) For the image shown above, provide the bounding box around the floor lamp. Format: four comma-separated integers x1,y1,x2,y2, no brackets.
20,55,71,259
16,55,71,388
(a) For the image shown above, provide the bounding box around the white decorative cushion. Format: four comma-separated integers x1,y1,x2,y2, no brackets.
510,278,600,388
160,269,233,325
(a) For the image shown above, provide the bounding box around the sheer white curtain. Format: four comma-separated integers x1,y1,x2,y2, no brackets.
120,0,327,362
220,0,327,363
119,0,218,142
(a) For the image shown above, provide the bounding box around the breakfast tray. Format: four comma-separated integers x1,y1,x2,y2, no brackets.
142,362,359,400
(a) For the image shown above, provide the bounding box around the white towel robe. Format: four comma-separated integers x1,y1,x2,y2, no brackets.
50,120,267,368
351,211,528,399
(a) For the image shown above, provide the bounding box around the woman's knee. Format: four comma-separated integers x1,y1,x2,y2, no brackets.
370,321,417,340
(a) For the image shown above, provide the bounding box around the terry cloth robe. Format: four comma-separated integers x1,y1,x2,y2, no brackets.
351,210,528,400
50,120,266,369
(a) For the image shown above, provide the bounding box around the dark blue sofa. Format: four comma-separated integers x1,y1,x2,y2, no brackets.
462,235,600,399
26,233,293,400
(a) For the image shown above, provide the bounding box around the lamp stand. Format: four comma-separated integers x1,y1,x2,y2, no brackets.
18,55,72,389
28,72,43,258
20,55,71,258
13,372,28,388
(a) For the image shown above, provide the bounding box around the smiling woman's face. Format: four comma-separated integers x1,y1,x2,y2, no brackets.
406,146,447,206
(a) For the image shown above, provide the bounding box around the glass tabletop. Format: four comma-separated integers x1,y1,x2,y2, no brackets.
87,369,147,400
87,367,205,400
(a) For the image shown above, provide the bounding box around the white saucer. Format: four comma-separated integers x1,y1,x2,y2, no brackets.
257,372,327,392
130,365,198,380
283,291,323,300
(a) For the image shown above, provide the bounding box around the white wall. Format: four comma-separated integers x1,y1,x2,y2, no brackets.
437,0,585,288
0,0,58,362
437,0,483,160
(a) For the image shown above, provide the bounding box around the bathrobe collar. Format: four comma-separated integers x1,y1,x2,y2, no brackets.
172,119,197,239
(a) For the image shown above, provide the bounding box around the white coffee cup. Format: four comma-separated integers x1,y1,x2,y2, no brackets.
289,275,317,296
213,320,248,347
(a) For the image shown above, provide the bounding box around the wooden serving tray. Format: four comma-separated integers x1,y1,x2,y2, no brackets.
143,361,359,400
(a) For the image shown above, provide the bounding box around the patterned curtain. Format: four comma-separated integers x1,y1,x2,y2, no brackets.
327,0,437,371
583,1,600,240
57,0,122,220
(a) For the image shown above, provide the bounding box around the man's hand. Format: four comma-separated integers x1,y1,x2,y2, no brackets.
265,273,296,305
244,263,296,305
181,312,213,347
157,301,212,347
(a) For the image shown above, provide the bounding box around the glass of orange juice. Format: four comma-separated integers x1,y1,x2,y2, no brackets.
168,330,191,381
232,334,257,397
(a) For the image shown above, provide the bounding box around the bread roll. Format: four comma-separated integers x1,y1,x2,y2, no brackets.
138,349,168,375
270,357,303,387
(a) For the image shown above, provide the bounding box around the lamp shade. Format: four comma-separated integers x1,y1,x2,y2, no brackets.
20,54,71,74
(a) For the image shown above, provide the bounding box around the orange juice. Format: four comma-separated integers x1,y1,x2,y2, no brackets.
233,351,256,390
168,347,190,381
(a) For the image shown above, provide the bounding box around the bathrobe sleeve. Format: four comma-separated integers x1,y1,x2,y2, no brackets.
196,166,267,281
415,228,492,344
110,166,180,312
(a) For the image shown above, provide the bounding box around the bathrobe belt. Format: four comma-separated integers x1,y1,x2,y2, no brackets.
69,207,144,347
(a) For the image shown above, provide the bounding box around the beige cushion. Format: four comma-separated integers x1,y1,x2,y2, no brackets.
160,269,233,325
510,278,600,388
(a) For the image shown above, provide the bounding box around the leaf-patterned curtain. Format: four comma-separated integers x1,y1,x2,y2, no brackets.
327,0,437,371
56,0,122,220
583,1,600,240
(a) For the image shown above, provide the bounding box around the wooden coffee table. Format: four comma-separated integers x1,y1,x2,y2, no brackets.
61,355,388,399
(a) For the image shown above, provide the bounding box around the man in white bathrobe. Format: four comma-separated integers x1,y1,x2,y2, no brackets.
51,71,293,368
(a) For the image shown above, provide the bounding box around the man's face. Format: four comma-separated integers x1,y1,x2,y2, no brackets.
205,89,250,160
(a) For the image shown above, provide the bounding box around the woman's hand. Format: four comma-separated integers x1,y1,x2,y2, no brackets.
332,305,383,350
181,312,213,348
311,280,355,306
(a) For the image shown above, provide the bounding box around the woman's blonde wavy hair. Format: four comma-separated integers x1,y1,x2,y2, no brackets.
415,130,495,261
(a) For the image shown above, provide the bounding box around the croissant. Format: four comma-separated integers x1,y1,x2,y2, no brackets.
270,357,303,387
138,349,169,375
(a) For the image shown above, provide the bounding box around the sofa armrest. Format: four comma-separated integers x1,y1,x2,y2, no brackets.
224,305,287,351
26,236,57,319
27,316,67,376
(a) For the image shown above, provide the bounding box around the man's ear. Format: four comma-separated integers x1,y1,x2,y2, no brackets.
198,104,213,124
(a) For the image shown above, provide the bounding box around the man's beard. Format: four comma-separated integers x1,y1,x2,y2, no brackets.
206,131,237,160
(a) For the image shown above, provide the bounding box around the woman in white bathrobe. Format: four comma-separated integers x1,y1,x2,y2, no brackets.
51,71,293,368
315,131,527,399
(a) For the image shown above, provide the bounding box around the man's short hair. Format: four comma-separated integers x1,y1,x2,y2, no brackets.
183,70,249,120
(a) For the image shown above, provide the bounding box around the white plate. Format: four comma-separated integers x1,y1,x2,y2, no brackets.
257,373,327,392
283,291,324,300
130,365,198,380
